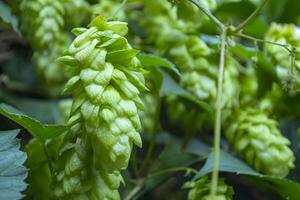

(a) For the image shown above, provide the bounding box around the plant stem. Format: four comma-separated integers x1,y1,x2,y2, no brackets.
235,0,269,32
124,179,145,200
210,28,227,197
187,0,225,30
235,32,294,55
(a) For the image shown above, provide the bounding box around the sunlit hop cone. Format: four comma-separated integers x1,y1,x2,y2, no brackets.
52,16,147,199
265,23,300,85
226,108,295,177
183,176,234,200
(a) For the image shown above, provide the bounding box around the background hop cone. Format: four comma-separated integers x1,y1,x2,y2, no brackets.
265,23,300,84
63,0,91,27
52,16,146,199
183,176,234,200
225,108,295,177
19,0,70,96
20,0,66,49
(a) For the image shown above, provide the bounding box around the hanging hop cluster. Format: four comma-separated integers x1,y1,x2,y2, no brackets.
163,33,239,129
52,16,146,199
141,0,239,129
226,108,295,177
265,23,300,85
19,0,69,96
183,176,234,200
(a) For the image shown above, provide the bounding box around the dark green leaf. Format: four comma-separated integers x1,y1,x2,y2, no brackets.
0,129,27,200
0,103,66,142
138,53,181,76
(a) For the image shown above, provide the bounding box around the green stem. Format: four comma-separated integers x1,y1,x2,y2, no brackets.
187,0,225,30
235,0,269,32
210,28,227,197
124,179,145,200
234,32,294,56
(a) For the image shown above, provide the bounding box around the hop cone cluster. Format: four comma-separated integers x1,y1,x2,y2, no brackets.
226,108,295,177
183,176,234,200
52,17,146,199
19,0,69,96
265,23,300,84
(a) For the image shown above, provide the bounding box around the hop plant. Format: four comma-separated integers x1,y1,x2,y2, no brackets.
52,16,146,199
265,23,300,85
226,108,295,177
183,176,234,200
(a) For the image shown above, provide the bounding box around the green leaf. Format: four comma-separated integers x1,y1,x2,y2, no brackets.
137,53,181,76
0,103,66,142
0,129,27,200
0,2,19,34
0,91,61,124
160,71,212,113
194,150,300,200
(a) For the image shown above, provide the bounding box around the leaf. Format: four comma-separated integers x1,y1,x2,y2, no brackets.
137,53,181,76
0,129,27,200
194,150,300,200
0,91,61,124
160,71,212,113
0,103,66,142
0,2,19,33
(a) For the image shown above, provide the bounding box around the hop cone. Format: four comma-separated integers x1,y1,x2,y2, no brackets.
226,108,295,177
92,0,126,21
52,16,146,199
183,176,234,200
19,0,69,96
20,0,66,49
265,23,300,84
63,0,91,27
163,32,239,129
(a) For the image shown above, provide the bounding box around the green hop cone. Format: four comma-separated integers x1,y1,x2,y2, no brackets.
63,0,91,27
92,0,126,21
53,16,146,199
164,33,239,129
226,108,295,177
19,0,70,96
20,0,66,49
183,176,234,200
265,23,300,85
139,93,158,133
